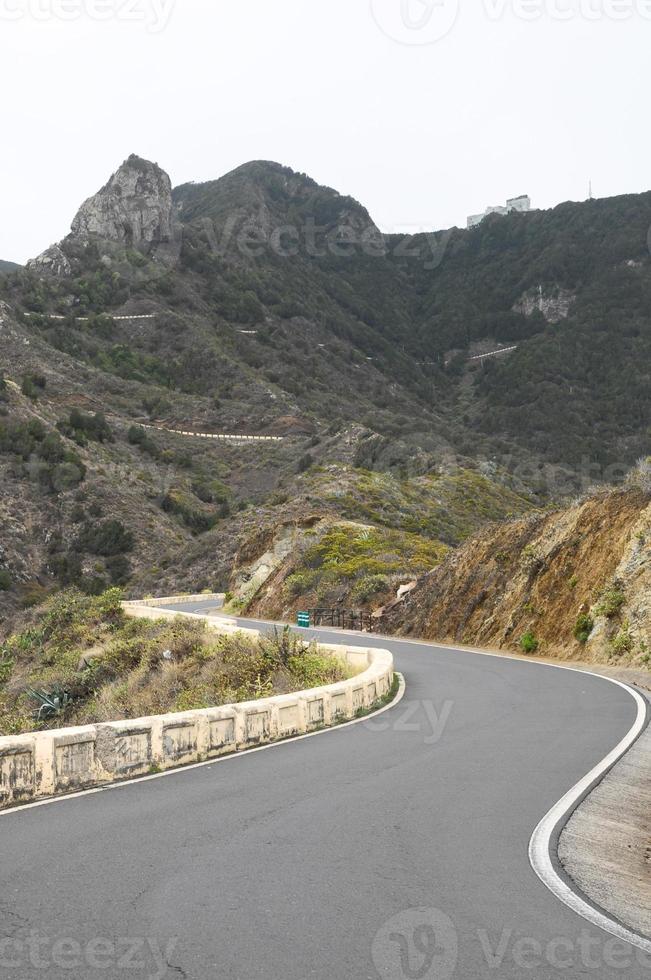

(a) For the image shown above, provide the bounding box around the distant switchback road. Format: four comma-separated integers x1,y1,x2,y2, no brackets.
0,600,648,979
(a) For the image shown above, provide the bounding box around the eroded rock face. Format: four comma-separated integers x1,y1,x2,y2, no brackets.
28,155,175,275
27,243,72,277
514,286,575,323
70,154,173,246
379,486,651,666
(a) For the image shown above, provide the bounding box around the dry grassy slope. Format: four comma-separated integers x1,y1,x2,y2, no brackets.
380,487,651,667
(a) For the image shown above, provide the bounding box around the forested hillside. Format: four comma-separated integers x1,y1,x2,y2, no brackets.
0,154,649,625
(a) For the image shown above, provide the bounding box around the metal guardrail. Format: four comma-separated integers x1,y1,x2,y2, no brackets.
304,609,374,633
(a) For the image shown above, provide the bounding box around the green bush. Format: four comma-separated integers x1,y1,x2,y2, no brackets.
0,570,12,592
161,492,220,534
573,614,594,644
520,632,539,654
21,373,46,401
284,571,318,598
76,520,134,557
611,623,634,657
352,574,390,603
595,588,626,619
128,425,160,458
0,595,353,734
0,419,86,492
58,409,114,445
106,555,132,585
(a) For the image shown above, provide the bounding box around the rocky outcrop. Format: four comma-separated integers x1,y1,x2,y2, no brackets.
514,285,575,323
27,243,72,277
70,154,174,246
28,155,175,275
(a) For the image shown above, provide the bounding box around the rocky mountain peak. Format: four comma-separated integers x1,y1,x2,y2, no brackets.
70,154,174,247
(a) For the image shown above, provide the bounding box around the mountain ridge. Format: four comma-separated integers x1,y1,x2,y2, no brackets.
0,154,650,628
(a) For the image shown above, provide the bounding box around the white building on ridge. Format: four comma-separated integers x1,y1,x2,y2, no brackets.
467,195,531,229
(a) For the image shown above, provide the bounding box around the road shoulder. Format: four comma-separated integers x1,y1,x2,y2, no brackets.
558,691,651,940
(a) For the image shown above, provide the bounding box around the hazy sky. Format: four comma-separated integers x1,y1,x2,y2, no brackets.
2,0,650,262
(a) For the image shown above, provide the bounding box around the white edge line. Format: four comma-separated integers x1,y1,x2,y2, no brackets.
277,620,651,951
528,670,651,953
9,605,650,949
0,675,405,819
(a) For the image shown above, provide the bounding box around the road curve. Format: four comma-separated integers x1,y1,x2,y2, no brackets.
0,604,649,980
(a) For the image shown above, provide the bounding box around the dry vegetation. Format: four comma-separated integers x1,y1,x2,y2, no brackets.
0,589,353,735
381,484,651,669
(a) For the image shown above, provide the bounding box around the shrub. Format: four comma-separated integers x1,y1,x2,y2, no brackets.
51,462,85,492
627,457,651,494
352,574,390,603
21,373,46,400
595,587,626,619
0,653,13,684
106,555,132,585
574,614,594,644
191,479,229,505
76,520,135,557
128,425,160,458
58,409,114,445
520,632,539,654
611,624,634,657
161,492,219,534
284,571,318,598
0,570,12,592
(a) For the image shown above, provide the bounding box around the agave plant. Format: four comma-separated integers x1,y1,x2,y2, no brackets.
28,688,73,722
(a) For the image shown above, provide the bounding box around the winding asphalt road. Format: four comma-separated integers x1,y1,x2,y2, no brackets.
0,601,649,979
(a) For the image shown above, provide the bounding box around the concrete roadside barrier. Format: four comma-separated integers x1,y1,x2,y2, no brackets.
0,598,394,811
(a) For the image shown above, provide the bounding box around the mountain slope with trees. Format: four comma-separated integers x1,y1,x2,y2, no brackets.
0,154,649,629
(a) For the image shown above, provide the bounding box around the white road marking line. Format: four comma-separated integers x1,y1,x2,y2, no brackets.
529,675,650,953
249,618,651,950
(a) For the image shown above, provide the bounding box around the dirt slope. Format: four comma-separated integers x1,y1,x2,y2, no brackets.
380,485,651,667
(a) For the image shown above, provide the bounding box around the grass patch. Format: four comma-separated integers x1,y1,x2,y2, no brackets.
283,523,447,608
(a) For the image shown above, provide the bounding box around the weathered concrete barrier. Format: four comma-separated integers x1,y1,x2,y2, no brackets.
123,593,225,608
0,600,394,811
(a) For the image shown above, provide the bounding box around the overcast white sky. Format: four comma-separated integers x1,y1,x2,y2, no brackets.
2,0,650,262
